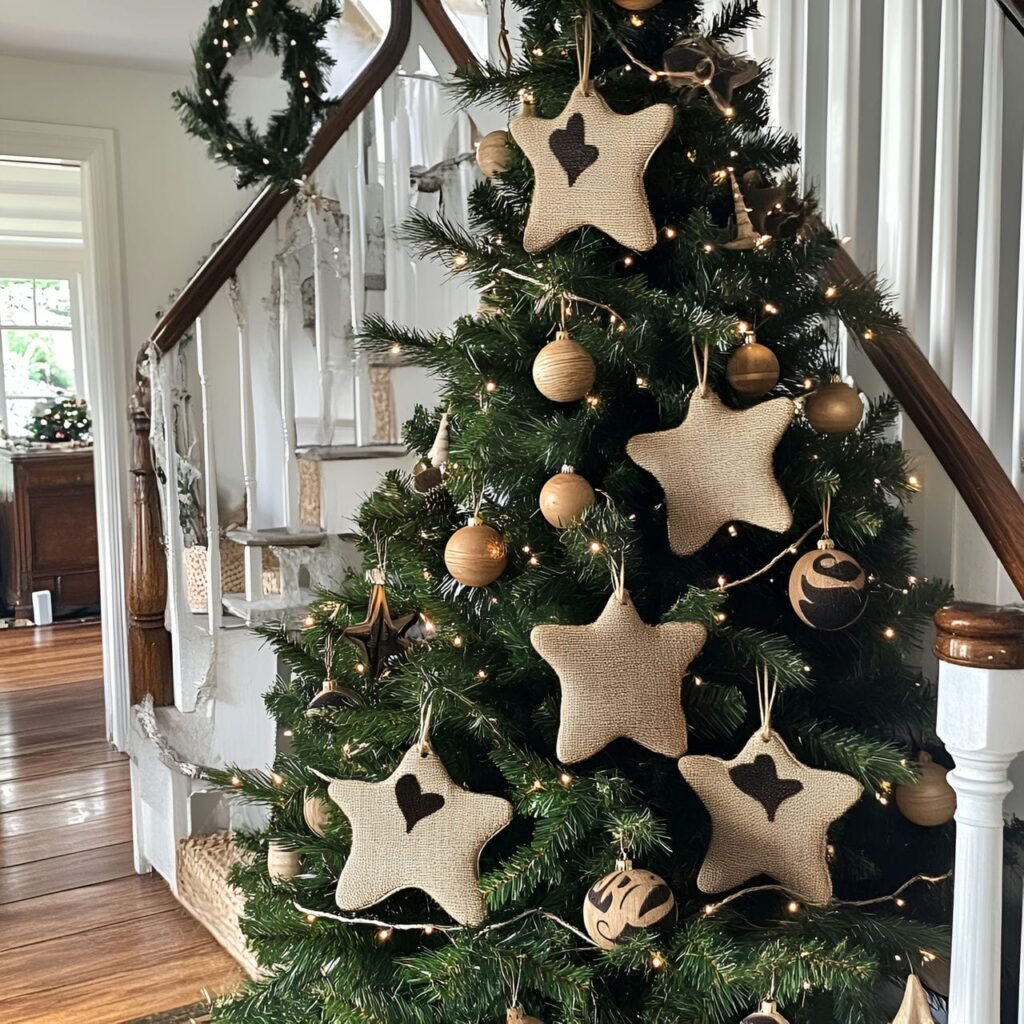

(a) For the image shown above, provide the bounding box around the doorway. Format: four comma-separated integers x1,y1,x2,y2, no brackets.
0,121,131,752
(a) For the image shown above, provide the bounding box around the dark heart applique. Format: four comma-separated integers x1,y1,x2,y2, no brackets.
549,112,599,186
395,773,445,833
729,754,803,822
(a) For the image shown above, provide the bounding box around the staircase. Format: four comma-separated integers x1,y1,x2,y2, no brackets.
126,0,1024,1019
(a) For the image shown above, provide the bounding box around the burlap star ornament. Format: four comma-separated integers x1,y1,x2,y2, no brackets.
327,744,513,925
627,389,794,556
530,587,706,764
678,729,861,904
510,85,673,253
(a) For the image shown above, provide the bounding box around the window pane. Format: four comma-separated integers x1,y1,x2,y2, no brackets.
0,279,34,325
3,328,76,397
5,397,45,438
34,279,72,326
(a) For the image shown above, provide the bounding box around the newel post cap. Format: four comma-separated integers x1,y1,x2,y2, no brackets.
933,601,1024,670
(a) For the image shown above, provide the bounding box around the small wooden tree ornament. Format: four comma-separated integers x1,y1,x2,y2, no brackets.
894,752,956,827
891,975,937,1024
742,999,790,1024
723,170,768,251
805,376,864,434
532,330,596,402
477,130,512,177
726,337,779,398
267,841,301,883
539,466,595,527
445,516,508,587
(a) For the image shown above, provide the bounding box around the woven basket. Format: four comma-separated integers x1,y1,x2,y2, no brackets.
184,540,280,613
176,832,260,979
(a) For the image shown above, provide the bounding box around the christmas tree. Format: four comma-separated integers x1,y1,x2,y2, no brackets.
25,396,91,444
209,2,955,1021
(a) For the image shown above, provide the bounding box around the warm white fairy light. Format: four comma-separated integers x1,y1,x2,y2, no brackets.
636,376,649,387
650,952,665,969
559,772,574,787
272,772,284,787
452,635,464,648
786,900,800,914
423,924,435,935
727,524,738,537
484,380,497,393
586,395,600,407
390,343,402,355
630,14,644,26
282,729,293,737
883,627,896,640
452,252,469,269
230,774,242,787
376,927,393,942
475,669,489,680
354,662,366,675
764,302,779,315
703,243,715,253
663,226,677,239
824,284,838,299
623,255,635,267
589,541,603,553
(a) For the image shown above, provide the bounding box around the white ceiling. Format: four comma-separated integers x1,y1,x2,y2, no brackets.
0,0,249,74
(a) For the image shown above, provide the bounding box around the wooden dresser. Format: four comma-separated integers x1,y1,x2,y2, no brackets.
0,447,100,618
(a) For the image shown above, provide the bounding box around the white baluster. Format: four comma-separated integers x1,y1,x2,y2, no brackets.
876,0,923,331
306,193,335,447
194,316,222,635
825,0,861,239
230,276,261,603
970,2,1004,447
929,0,964,385
277,259,300,532
772,0,807,150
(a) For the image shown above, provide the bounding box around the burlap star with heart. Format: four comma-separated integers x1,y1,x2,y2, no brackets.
679,730,861,904
510,85,673,253
530,588,706,764
327,744,513,925
627,389,794,556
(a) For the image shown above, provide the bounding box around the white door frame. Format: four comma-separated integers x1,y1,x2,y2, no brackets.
0,120,132,750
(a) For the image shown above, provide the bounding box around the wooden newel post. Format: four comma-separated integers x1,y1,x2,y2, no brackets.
127,348,173,706
933,601,1024,1024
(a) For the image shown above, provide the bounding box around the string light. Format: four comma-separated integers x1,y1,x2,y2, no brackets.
452,635,464,648
702,243,715,253
863,329,876,341
636,376,649,387
650,952,665,969
305,913,318,924
894,897,906,908
452,252,469,269
586,395,600,408
354,662,366,675
484,380,498,393
528,554,540,566
559,772,574,787
663,226,677,239
376,927,393,943
532,46,544,56
786,900,800,914
230,774,242,787
589,541,603,553
623,255,635,267
282,729,293,738
303,615,315,628
423,924,435,936
727,524,738,537
883,626,897,640
272,772,284,787
389,343,401,355
907,474,921,491
824,284,838,299
475,669,489,680
716,575,727,588
692,675,704,686
763,302,779,315
630,14,644,26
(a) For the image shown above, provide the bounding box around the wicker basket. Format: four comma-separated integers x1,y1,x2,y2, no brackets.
184,540,280,613
176,832,260,979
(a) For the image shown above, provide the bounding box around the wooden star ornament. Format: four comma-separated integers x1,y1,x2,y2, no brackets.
341,570,418,678
327,744,513,925
510,85,673,253
891,976,937,1024
530,587,706,764
627,389,794,556
678,729,861,904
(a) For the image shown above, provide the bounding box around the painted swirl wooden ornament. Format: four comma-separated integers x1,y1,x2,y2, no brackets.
444,517,508,587
805,377,864,434
582,859,677,950
894,752,956,827
539,466,595,527
742,999,790,1024
532,330,596,403
788,538,868,631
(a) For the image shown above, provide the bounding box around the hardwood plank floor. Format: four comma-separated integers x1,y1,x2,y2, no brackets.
0,624,243,1022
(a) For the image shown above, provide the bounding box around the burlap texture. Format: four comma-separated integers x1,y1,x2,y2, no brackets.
627,390,794,556
679,730,861,905
531,589,706,764
510,85,673,253
328,745,513,925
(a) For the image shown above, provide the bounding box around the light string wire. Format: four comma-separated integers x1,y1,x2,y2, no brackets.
712,520,822,593
497,267,626,325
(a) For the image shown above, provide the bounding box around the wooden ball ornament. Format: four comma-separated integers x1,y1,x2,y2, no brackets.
539,466,595,527
303,789,332,838
895,752,956,827
805,377,864,434
742,999,791,1024
444,517,508,587
477,130,511,178
507,1007,542,1024
532,330,596,403
613,0,662,10
788,538,868,631
267,841,301,883
582,859,677,950
306,677,362,715
726,338,779,398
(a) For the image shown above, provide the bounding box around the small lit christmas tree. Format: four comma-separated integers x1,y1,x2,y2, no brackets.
26,396,92,444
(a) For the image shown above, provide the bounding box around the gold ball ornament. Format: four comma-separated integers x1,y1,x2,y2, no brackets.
303,789,332,838
726,339,780,398
532,330,596,403
539,467,595,527
742,999,791,1024
788,540,868,631
895,752,956,827
267,840,301,883
444,518,508,587
805,378,864,434
613,0,662,10
582,860,677,950
507,1007,542,1024
477,130,511,178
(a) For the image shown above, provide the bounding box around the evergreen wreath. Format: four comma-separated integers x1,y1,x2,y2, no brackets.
173,0,340,189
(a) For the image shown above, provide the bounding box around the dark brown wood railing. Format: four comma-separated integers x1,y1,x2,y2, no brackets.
130,0,474,703
998,0,1024,34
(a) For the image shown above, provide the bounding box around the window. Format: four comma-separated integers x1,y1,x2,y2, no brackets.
0,277,80,437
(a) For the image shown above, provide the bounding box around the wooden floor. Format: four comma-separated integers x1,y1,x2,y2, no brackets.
0,623,243,1023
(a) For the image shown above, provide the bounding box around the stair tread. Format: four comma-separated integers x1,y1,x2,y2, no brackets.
224,527,327,548
297,444,408,461
222,591,316,628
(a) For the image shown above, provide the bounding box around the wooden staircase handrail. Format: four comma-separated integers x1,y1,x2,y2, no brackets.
827,241,1024,598
150,0,474,354
998,0,1024,34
